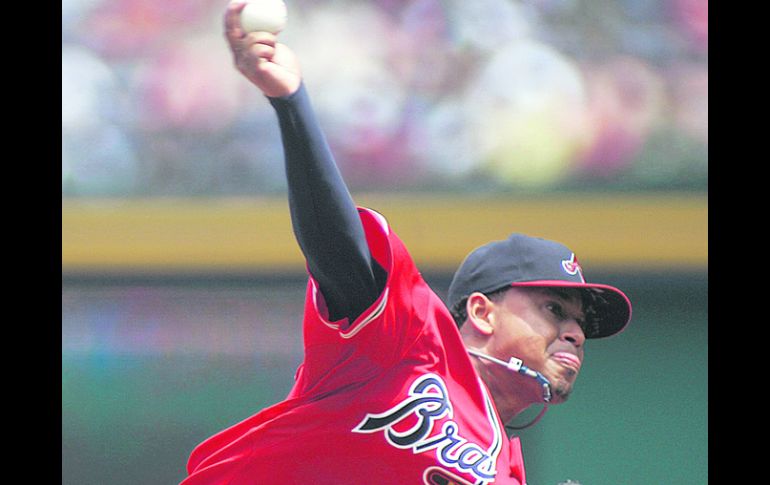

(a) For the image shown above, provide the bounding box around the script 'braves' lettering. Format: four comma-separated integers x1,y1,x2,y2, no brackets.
353,374,498,483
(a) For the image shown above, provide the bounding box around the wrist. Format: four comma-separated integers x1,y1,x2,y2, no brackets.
267,81,305,105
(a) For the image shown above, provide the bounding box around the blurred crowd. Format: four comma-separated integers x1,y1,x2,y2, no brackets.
62,0,707,197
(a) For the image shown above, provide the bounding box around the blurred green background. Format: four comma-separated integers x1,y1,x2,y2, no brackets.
62,0,707,482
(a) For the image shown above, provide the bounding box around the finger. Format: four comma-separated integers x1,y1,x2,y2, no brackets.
243,31,278,49
246,41,276,60
224,1,248,43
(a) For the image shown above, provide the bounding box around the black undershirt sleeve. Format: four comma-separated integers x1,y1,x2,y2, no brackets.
268,83,387,323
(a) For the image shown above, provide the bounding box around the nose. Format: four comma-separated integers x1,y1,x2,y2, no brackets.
561,319,586,348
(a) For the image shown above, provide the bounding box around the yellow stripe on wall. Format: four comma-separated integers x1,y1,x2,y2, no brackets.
62,194,707,274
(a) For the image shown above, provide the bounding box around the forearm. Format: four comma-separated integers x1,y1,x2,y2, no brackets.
268,84,385,322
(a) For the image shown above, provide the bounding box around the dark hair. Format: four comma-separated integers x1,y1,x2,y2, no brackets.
449,285,512,328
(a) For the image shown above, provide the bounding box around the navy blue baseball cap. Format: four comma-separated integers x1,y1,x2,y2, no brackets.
447,233,632,339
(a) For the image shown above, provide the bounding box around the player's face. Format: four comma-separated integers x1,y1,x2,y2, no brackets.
489,287,586,404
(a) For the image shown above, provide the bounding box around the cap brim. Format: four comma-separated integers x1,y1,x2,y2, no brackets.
509,280,632,339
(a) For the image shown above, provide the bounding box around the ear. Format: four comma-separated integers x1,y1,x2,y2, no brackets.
466,292,495,336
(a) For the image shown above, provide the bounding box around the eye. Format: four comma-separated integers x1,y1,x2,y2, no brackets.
545,302,566,320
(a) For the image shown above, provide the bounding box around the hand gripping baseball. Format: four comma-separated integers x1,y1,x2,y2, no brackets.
224,2,301,98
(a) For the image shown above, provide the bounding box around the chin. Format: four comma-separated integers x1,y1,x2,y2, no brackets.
544,367,578,404
549,382,573,403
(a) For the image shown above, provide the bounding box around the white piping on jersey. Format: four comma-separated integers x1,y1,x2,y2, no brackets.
362,207,390,235
478,377,503,484
313,280,390,339
338,288,389,339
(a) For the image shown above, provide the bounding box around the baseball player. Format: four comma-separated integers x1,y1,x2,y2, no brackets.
181,4,633,484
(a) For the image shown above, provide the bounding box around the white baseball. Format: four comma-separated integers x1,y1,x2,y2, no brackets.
239,0,287,34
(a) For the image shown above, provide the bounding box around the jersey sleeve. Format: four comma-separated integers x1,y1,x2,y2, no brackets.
293,207,442,396
307,207,394,339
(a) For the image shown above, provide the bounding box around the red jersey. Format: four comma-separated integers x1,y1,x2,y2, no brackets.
182,208,528,485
